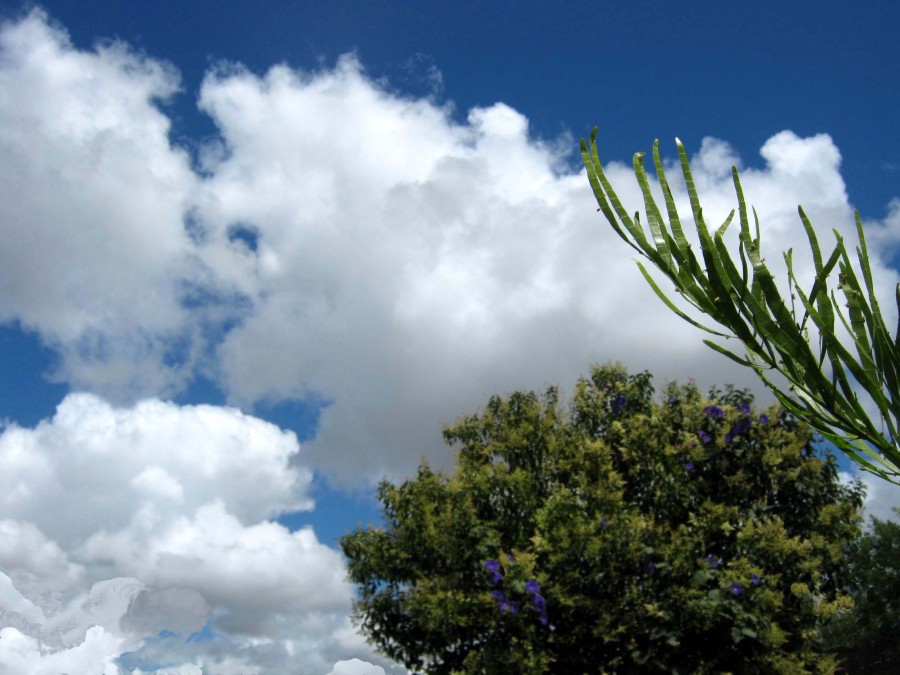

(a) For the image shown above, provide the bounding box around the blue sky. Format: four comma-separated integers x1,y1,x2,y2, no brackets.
1,2,899,672
29,0,900,218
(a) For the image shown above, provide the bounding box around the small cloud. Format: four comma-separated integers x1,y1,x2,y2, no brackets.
328,658,388,675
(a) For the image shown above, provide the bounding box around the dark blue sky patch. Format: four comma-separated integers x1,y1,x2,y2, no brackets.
227,223,260,253
276,472,384,547
252,394,331,444
173,372,228,408
0,323,68,426
28,0,900,220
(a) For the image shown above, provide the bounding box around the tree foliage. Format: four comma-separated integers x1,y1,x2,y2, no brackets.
341,365,865,673
825,512,900,672
581,128,900,485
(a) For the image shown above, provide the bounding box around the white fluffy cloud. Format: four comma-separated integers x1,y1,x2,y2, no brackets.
2,6,900,673
81,502,347,612
0,393,312,546
0,571,204,673
857,471,900,525
4,9,899,487
0,394,388,673
328,659,387,675
0,9,203,400
192,67,900,485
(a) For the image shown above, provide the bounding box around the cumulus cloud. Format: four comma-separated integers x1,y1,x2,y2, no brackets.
0,393,386,672
2,6,900,672
0,393,312,546
328,659,387,675
0,9,205,400
857,471,900,525
0,520,84,591
81,502,348,612
4,8,899,488
0,572,185,673
193,62,899,484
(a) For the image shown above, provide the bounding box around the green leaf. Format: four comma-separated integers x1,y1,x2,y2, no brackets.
582,126,900,484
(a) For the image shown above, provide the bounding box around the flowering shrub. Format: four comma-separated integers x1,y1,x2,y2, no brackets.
485,557,549,626
341,364,864,673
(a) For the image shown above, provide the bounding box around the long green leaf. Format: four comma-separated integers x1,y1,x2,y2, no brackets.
582,127,900,484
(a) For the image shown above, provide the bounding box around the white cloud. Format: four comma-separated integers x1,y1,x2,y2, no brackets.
5,8,899,488
0,393,312,547
81,501,348,612
0,393,389,673
0,572,156,672
0,520,84,591
0,624,124,675
857,471,900,525
2,7,900,672
194,59,899,486
0,9,204,401
328,659,387,675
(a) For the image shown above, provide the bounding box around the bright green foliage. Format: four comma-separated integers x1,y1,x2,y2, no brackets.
581,128,900,485
341,365,865,673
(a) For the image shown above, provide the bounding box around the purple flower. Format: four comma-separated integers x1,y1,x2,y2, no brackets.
739,402,751,414
729,582,744,596
612,393,627,416
759,413,769,425
725,418,752,444
685,462,694,472
492,590,518,613
697,430,711,444
520,581,549,625
704,405,724,419
485,559,503,584
615,372,625,381
750,574,761,586
668,395,678,406
703,555,721,569
599,517,609,529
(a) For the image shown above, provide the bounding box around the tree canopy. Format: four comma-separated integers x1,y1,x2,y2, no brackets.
825,511,900,673
581,128,900,485
341,364,865,673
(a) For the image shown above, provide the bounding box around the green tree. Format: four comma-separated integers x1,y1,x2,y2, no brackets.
581,128,900,484
825,512,900,673
341,365,865,673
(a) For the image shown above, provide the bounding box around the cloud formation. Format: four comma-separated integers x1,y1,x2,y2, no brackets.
0,10,201,400
2,7,899,672
5,9,899,488
0,393,384,673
